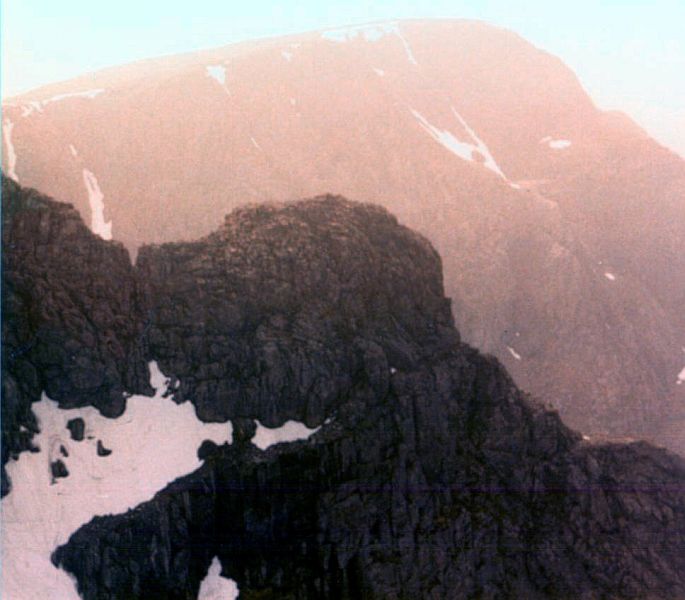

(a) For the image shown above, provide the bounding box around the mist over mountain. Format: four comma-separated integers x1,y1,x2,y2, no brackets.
3,19,684,453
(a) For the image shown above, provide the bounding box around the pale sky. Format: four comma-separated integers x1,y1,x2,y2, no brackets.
2,0,684,156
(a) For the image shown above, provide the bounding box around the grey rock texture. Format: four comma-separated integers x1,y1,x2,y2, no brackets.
3,176,685,597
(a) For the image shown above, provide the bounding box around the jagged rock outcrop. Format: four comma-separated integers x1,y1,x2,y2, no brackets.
0,183,670,599
1,176,150,495
3,177,684,597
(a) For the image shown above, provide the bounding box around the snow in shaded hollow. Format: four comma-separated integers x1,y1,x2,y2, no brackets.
20,89,104,117
2,118,19,181
604,272,616,281
206,65,230,95
252,420,320,450
82,169,112,240
0,361,232,600
197,557,239,600
321,21,417,64
411,107,509,182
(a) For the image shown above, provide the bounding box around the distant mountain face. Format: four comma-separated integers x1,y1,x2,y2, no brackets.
4,178,685,599
2,19,684,451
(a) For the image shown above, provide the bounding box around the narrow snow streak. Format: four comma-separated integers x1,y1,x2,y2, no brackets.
250,136,261,150
68,144,78,158
252,420,320,451
2,119,19,181
21,89,104,117
394,24,418,64
82,169,112,240
197,557,239,600
507,346,522,361
451,107,507,179
411,108,508,181
45,89,104,104
206,65,230,95
1,361,232,600
604,272,616,281
321,21,417,64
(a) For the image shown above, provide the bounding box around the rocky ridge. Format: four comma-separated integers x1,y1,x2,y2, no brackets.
2,176,685,598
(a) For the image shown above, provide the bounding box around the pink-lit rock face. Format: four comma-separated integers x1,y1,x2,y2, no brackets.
2,19,684,450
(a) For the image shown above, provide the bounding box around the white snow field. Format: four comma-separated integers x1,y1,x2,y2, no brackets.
1,362,232,600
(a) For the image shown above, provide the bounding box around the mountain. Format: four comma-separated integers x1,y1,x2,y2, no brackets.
3,177,685,598
3,19,684,452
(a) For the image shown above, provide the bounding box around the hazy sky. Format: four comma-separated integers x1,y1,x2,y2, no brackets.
2,0,684,156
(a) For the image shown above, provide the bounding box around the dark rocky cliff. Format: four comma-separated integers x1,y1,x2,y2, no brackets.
3,176,685,598
1,177,150,495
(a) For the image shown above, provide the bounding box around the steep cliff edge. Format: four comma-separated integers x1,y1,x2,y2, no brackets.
1,177,150,495
3,177,685,598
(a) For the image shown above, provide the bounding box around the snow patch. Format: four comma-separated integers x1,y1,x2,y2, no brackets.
252,420,319,451
677,366,685,385
1,361,232,600
250,136,261,150
322,21,417,64
604,272,616,281
206,65,230,95
507,346,522,360
281,50,293,62
411,108,508,181
68,144,78,158
2,119,19,181
82,169,112,240
197,557,239,600
540,136,572,149
290,97,297,106
21,101,44,117
373,67,385,76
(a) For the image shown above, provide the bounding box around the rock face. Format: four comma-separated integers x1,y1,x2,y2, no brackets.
3,19,684,452
1,177,151,495
66,418,85,441
3,179,680,598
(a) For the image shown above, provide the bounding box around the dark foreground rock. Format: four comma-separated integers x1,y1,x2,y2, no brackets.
3,176,685,598
96,440,112,457
1,177,150,495
66,418,85,442
50,459,69,480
